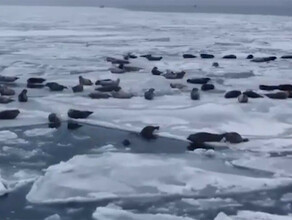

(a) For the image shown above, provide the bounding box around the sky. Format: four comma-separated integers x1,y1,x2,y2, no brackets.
1,0,291,7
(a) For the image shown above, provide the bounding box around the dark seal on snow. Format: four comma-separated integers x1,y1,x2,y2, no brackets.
144,88,155,100
68,109,93,119
0,109,20,120
18,89,28,102
224,90,241,99
140,126,159,139
48,113,61,128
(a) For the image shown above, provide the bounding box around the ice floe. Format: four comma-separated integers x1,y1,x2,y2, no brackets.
26,152,292,204
92,204,194,220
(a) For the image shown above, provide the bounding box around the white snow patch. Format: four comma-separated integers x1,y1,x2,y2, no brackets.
92,204,194,220
44,214,61,220
24,128,56,137
26,153,292,204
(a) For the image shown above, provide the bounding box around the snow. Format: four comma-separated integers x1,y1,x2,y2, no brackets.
92,204,194,220
26,152,292,204
44,214,61,220
0,4,291,217
215,211,292,220
0,175,8,197
24,128,56,137
0,6,291,148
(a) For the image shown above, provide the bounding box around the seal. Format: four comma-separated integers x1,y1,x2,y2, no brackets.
187,78,211,84
79,76,93,86
124,53,137,60
246,54,254,59
140,54,162,61
223,55,237,59
238,94,248,103
72,84,83,93
187,132,225,143
281,55,292,59
109,66,126,74
224,132,249,143
243,90,263,98
27,83,45,89
251,56,277,63
0,96,14,104
201,84,215,91
0,109,20,120
48,113,61,128
224,90,241,99
200,54,214,59
151,67,163,76
259,85,279,91
0,85,15,96
278,84,292,91
111,90,134,99
0,76,19,83
212,62,219,67
18,89,28,102
27,77,46,84
89,92,111,99
183,54,196,59
144,88,155,100
190,88,200,100
67,109,93,119
106,57,130,65
163,71,185,79
45,82,67,91
122,139,131,146
95,85,121,92
140,126,159,139
95,78,120,87
265,92,288,99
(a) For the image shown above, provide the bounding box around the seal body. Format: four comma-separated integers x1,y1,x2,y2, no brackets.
72,84,83,93
18,89,28,102
144,88,155,100
0,110,20,120
0,76,18,83
183,54,196,59
265,92,288,99
224,132,249,144
48,113,61,128
151,67,163,76
190,88,200,100
79,76,93,86
187,78,210,84
140,126,159,139
27,78,46,84
0,96,14,104
68,109,93,119
200,54,214,59
46,82,67,91
187,132,225,143
243,90,263,98
238,94,248,103
89,92,111,99
225,90,241,99
201,84,215,91
223,55,237,59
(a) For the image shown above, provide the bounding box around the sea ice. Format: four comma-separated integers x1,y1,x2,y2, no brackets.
26,152,292,204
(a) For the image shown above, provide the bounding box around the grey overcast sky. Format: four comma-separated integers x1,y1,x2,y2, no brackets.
1,0,291,6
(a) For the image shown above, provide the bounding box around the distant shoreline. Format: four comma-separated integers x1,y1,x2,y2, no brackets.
123,5,292,17
0,4,292,17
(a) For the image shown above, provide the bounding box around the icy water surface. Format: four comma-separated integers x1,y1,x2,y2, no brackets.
1,5,292,220
0,123,291,220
